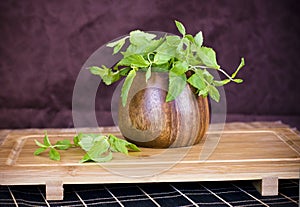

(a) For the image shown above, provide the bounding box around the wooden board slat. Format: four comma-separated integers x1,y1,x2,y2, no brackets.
0,122,299,200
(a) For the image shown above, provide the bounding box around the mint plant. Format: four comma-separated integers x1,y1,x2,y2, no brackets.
34,132,140,162
89,20,245,106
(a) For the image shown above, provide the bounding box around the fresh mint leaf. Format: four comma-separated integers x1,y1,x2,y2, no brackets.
233,78,243,83
198,86,209,97
154,37,178,64
49,148,60,161
80,153,91,163
165,35,181,46
171,61,189,75
121,69,136,107
78,134,106,151
113,39,126,54
194,31,203,47
34,147,46,156
231,57,245,79
43,132,51,147
107,36,128,48
126,143,140,152
118,54,150,68
108,134,140,154
55,140,72,150
197,46,220,69
187,72,206,91
208,85,220,102
153,52,173,65
129,30,156,46
213,79,230,87
34,139,47,148
73,134,81,147
119,67,131,76
175,20,186,36
89,66,120,85
85,139,111,162
145,67,152,82
122,38,163,57
203,69,214,84
114,139,128,155
107,36,128,55
87,151,113,163
184,34,194,43
166,70,187,102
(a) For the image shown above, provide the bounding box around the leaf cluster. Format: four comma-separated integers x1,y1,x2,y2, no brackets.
34,132,140,162
34,132,73,161
89,20,245,106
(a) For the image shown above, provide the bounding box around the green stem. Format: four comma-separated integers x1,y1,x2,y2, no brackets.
191,65,234,81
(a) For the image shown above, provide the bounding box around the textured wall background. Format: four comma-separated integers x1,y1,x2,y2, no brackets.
0,0,299,129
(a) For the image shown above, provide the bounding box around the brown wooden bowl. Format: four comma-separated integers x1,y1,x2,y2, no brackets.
118,71,209,148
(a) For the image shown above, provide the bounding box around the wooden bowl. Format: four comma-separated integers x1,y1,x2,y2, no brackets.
118,71,209,148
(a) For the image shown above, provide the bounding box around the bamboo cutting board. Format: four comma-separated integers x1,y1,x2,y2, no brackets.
0,122,299,200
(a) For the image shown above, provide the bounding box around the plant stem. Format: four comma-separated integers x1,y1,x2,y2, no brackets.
191,65,234,81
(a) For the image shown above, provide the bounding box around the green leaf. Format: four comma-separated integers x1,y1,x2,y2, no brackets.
49,148,60,161
107,36,128,48
129,30,156,46
166,70,187,102
126,143,141,152
203,69,214,84
43,132,51,147
119,67,131,76
187,72,206,91
165,35,181,46
213,79,230,87
154,37,179,64
208,85,220,102
106,36,128,55
153,52,173,65
78,134,106,151
113,39,126,54
118,54,150,68
108,134,140,154
34,147,46,156
73,134,81,147
231,57,245,79
121,69,136,107
197,46,220,69
194,31,203,47
89,151,113,162
233,78,243,83
175,20,186,36
122,38,163,57
198,86,209,97
86,139,112,162
89,66,120,85
55,140,72,150
184,34,194,43
34,139,47,148
80,153,91,163
171,61,189,75
145,67,152,82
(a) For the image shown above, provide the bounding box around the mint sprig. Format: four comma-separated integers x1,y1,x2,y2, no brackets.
34,132,141,162
34,132,72,161
89,20,245,105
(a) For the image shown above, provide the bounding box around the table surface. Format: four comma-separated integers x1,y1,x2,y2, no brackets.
0,121,299,206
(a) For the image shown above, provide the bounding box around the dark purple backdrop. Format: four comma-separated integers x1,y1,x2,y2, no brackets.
0,0,299,129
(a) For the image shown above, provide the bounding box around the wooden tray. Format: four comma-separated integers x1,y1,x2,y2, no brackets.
0,122,299,200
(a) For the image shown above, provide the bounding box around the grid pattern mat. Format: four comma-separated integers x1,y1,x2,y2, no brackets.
0,180,298,207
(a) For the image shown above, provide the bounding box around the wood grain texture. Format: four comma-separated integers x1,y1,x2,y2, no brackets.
118,71,209,148
0,122,299,199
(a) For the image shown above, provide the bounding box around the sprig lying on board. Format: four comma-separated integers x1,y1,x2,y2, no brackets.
34,132,140,162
